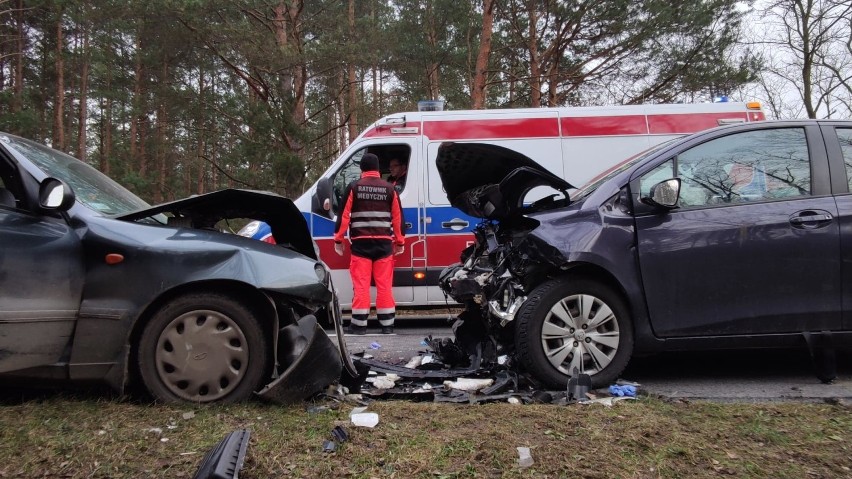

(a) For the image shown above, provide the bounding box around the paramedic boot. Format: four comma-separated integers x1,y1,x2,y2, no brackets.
345,323,367,335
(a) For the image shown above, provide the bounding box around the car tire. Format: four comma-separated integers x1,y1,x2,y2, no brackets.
515,277,633,389
137,293,269,403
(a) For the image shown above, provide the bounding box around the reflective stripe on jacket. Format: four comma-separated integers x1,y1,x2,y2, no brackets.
334,171,404,245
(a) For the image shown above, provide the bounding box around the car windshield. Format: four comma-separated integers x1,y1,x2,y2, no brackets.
2,134,150,215
570,139,677,201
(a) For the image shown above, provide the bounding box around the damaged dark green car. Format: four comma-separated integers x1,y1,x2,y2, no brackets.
0,133,344,404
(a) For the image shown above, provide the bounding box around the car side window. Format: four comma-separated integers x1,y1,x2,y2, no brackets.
675,128,810,207
837,128,852,191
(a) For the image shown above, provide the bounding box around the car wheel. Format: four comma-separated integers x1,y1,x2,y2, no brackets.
515,278,633,389
138,293,269,403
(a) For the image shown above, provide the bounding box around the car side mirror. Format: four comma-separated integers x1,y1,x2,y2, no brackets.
39,177,75,212
641,178,681,209
311,177,334,218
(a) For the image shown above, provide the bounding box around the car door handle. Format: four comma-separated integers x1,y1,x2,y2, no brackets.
441,219,469,229
790,214,832,224
405,222,413,229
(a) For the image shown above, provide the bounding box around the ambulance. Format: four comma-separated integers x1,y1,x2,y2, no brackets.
242,101,765,309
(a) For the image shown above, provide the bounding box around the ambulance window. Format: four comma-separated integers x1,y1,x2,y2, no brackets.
331,149,366,211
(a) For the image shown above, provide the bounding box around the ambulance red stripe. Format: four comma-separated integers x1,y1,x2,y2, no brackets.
363,111,763,140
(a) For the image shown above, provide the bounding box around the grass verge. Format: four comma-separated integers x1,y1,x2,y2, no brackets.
1,394,850,478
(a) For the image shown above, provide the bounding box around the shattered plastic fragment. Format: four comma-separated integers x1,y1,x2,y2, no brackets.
367,376,396,390
370,342,381,349
351,413,379,428
580,396,636,407
517,447,534,468
322,440,336,453
404,356,424,369
508,397,521,404
443,377,494,392
331,426,349,443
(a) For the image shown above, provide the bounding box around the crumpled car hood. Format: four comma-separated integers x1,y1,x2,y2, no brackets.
436,142,573,220
113,189,316,260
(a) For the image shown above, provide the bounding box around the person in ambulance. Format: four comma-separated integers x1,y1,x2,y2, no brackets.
387,157,408,193
333,153,406,334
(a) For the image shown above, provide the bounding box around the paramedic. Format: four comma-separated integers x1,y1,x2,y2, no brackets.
334,153,405,334
387,157,408,193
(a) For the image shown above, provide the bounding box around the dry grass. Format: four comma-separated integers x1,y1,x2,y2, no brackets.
1,393,851,478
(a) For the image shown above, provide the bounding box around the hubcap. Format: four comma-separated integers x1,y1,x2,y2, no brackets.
155,309,249,402
540,293,620,376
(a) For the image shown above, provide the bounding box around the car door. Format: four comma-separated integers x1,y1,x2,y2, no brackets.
0,146,84,373
632,125,841,337
824,124,852,330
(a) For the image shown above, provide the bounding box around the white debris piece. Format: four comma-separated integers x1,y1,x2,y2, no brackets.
443,377,494,392
517,447,534,468
366,376,396,390
405,356,424,368
349,407,380,428
421,354,436,365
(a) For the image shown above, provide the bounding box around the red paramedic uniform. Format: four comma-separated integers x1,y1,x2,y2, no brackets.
333,170,405,330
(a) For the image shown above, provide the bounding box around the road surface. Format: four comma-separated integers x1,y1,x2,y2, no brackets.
328,318,852,403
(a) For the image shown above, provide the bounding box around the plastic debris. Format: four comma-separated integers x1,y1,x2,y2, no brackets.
508,397,522,405
616,379,641,387
608,384,637,397
322,440,336,453
351,412,379,428
517,447,534,468
404,356,423,369
443,377,494,392
331,426,349,443
581,396,636,407
367,376,396,390
420,339,428,346
369,342,381,350
420,354,436,365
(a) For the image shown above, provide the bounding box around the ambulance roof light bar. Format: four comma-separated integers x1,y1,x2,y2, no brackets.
418,100,445,111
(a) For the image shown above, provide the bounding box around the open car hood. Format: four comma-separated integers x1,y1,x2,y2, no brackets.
436,142,573,220
114,189,317,260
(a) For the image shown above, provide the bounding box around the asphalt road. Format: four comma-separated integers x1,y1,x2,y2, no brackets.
328,317,852,403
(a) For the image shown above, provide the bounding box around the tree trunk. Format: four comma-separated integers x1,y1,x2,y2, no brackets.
527,3,541,107
196,68,206,195
155,58,168,203
471,0,495,109
12,0,25,113
77,18,90,162
131,34,143,167
347,0,358,141
288,0,306,125
53,10,65,150
102,65,112,175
